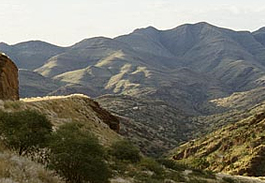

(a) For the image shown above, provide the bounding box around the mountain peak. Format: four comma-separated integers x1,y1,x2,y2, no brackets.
178,22,218,30
134,26,158,31
132,26,160,35
195,21,214,26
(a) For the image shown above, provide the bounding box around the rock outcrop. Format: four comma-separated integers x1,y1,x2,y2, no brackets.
0,53,19,100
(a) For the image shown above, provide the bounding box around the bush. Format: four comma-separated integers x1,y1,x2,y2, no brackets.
0,110,52,156
157,158,189,171
0,152,63,183
191,158,210,169
138,158,164,175
48,122,110,183
110,140,141,163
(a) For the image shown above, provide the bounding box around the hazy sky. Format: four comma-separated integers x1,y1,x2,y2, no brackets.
1,0,265,46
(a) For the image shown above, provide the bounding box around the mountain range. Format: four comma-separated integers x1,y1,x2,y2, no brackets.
3,22,265,157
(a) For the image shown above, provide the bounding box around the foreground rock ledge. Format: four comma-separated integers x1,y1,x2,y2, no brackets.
0,53,19,100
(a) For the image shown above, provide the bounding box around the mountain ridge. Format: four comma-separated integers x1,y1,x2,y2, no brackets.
4,22,265,157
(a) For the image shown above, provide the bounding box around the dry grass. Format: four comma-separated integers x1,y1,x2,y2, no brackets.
20,93,89,102
0,151,63,183
20,94,121,146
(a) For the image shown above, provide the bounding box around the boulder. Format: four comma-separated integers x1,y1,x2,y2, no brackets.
0,53,19,100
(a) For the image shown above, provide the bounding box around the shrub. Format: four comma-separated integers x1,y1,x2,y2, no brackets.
48,122,110,183
157,158,189,171
110,140,141,163
138,158,164,175
0,152,63,183
191,157,210,169
3,100,21,110
0,110,52,156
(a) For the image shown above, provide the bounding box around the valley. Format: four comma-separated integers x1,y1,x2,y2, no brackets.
2,22,265,180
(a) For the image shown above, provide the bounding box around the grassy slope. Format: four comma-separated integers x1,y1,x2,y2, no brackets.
0,150,63,183
2,94,121,146
1,95,264,182
170,100,265,176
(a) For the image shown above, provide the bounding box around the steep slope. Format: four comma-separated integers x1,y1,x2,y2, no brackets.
6,22,265,102
0,150,63,183
0,95,122,182
39,36,228,116
211,86,265,110
97,87,265,157
253,27,265,47
0,104,249,183
170,100,265,176
97,95,190,156
3,23,265,98
0,41,66,70
118,22,265,91
1,98,264,183
54,61,228,113
35,37,132,77
115,26,175,57
4,22,265,157
0,53,19,100
181,87,265,143
2,94,121,145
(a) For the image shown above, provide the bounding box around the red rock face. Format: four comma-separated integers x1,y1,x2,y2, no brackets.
0,54,19,100
90,100,120,133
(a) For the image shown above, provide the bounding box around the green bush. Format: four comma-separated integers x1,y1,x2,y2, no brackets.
0,110,52,156
191,157,210,169
138,158,164,175
110,140,141,163
48,122,110,183
157,158,189,171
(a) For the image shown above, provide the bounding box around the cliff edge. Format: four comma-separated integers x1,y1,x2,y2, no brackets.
0,53,19,100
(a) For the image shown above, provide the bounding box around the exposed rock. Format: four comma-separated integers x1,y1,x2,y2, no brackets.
89,100,120,133
0,53,19,100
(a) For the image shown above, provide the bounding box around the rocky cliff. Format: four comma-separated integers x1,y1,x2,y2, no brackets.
0,53,19,100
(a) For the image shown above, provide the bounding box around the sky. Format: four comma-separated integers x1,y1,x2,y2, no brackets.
1,0,265,46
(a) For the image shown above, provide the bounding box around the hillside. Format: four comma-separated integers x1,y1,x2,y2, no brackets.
170,99,265,176
97,95,190,156
2,22,265,112
0,95,119,182
19,69,64,98
2,94,121,145
0,41,66,70
4,22,265,157
0,150,63,183
2,96,262,183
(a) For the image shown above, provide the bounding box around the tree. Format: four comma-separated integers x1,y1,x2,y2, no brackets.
110,140,141,163
48,122,110,183
0,110,52,155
